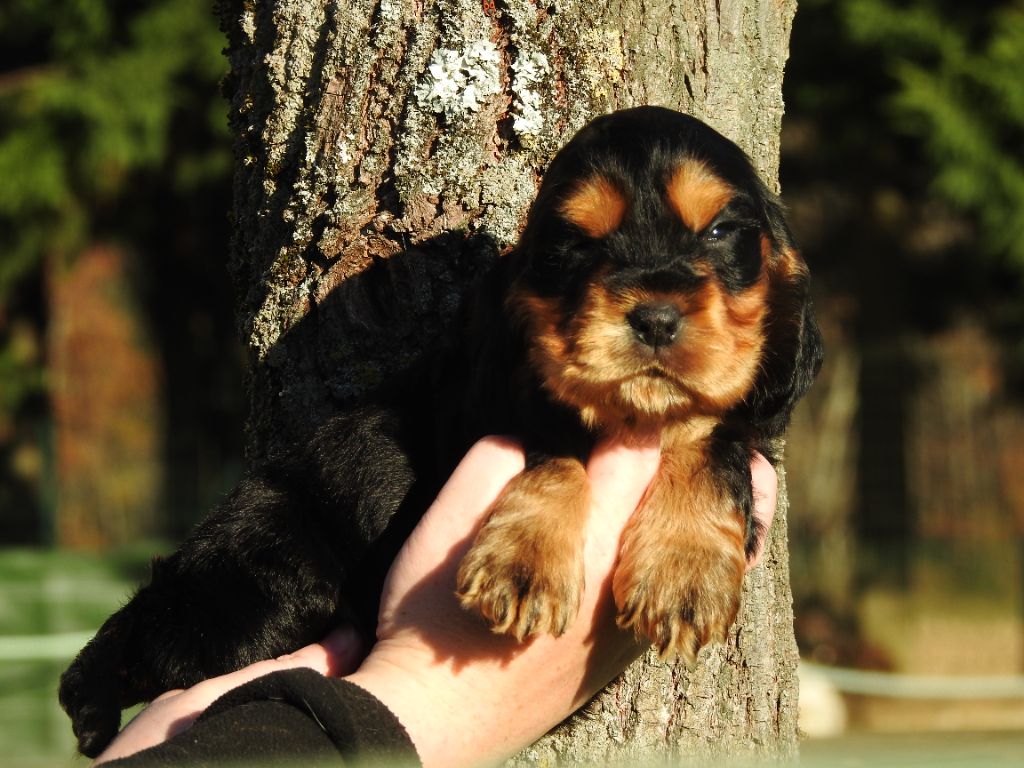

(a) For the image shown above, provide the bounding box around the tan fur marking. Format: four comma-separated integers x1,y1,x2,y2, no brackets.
509,266,770,435
763,244,812,332
667,160,734,232
560,175,628,238
612,425,746,660
456,458,590,639
676,274,769,410
771,244,809,282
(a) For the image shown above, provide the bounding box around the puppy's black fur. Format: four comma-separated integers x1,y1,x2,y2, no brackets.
60,107,822,757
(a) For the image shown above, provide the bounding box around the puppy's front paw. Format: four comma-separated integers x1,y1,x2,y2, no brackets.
456,525,584,639
613,544,744,663
455,457,589,640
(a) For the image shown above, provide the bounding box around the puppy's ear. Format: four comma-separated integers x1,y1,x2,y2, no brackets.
740,198,824,442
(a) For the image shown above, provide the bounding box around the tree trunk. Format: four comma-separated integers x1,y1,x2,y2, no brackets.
219,0,799,762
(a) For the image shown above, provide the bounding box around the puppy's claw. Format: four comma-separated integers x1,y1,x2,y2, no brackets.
616,597,730,663
613,547,743,662
456,545,582,640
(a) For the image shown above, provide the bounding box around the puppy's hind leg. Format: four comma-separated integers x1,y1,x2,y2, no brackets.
59,403,422,757
58,606,136,758
59,472,346,757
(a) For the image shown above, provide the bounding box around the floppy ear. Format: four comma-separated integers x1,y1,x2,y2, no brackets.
739,204,824,443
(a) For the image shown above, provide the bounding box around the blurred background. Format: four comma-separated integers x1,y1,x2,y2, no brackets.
0,0,1021,764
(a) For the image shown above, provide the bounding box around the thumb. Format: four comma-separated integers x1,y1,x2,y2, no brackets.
273,625,366,678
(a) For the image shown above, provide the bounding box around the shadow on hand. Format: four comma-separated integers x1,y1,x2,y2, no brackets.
382,525,538,673
382,512,645,700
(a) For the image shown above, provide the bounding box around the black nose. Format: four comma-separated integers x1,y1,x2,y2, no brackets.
627,302,682,348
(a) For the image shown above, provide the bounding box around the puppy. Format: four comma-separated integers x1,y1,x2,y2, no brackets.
59,106,822,757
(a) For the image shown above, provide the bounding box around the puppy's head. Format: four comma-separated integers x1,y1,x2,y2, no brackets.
508,106,822,435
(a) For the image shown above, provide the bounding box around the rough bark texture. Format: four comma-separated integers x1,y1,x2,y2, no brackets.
219,0,799,762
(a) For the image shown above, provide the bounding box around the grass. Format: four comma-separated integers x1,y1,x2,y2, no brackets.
3,545,1021,766
799,731,1024,767
0,546,160,766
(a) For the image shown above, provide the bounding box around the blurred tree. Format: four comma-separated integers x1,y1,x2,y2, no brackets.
0,0,228,294
786,0,1024,365
0,0,243,546
782,0,1024,603
844,0,1024,269
844,0,1024,390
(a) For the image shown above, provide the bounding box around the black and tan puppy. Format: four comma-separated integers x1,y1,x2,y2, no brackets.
60,106,822,757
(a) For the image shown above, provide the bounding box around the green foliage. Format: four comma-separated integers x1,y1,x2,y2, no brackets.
0,326,45,414
842,0,1024,269
0,0,228,413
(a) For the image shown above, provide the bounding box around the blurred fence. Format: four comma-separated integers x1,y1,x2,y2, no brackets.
2,546,1024,766
0,548,150,766
0,631,93,661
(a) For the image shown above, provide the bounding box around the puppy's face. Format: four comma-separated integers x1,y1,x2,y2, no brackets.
509,107,816,432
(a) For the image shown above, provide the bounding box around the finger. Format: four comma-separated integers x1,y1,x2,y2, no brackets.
746,451,778,570
273,625,366,677
393,436,525,565
581,435,660,579
319,626,368,676
101,628,365,766
150,688,186,704
376,437,526,628
186,630,357,706
429,436,525,529
586,433,661,529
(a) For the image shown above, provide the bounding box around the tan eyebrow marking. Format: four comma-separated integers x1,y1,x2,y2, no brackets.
666,159,735,232
559,175,628,238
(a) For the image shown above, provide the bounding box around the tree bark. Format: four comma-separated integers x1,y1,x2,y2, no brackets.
219,0,799,762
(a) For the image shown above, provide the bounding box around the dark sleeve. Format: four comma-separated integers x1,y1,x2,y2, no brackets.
104,668,421,767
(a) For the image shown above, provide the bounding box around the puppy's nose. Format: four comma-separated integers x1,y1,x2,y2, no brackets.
627,302,682,348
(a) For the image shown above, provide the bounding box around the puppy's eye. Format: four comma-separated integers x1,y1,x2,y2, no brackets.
706,221,739,242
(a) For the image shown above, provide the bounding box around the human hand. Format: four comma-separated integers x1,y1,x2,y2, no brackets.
345,436,777,768
747,450,778,570
92,628,365,765
342,435,659,768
